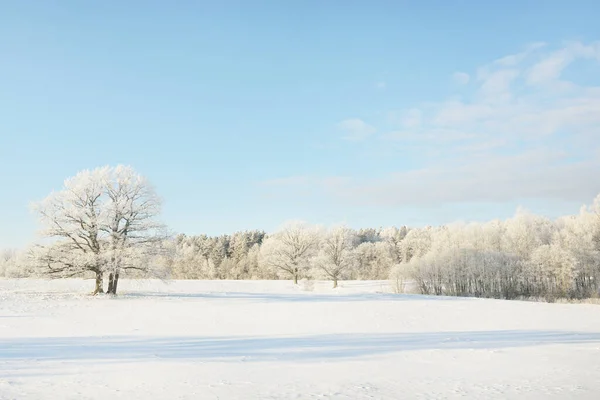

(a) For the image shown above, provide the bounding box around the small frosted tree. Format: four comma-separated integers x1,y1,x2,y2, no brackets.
259,221,318,284
502,209,554,258
528,244,578,299
353,241,394,280
381,226,409,263
0,249,14,277
315,226,356,288
400,227,433,264
0,248,33,277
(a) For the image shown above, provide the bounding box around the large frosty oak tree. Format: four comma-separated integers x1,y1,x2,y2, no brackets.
32,165,166,294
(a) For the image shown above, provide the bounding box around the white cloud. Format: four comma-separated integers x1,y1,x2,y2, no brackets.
527,49,574,85
261,150,600,208
453,72,470,84
479,68,519,100
526,41,600,85
380,41,600,205
260,176,309,187
337,118,376,141
336,149,600,206
492,42,547,67
384,128,475,143
433,102,493,126
401,108,422,128
263,41,600,209
425,41,600,143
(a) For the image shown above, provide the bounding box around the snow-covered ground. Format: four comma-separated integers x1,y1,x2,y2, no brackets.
1,279,599,399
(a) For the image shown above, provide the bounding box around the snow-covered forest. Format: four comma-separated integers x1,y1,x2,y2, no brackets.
138,196,600,301
1,165,599,301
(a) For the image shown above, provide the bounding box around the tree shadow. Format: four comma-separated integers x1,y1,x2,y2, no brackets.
2,330,599,363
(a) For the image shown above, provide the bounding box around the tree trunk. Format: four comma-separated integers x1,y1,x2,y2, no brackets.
112,272,120,295
107,272,114,294
333,278,338,289
92,272,104,295
293,274,298,285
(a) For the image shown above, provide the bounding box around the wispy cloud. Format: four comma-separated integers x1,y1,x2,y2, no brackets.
337,118,376,141
492,41,547,67
340,150,600,206
375,81,387,89
453,72,470,84
400,108,422,128
260,176,310,187
392,41,600,146
526,41,599,85
262,41,600,209
478,68,519,101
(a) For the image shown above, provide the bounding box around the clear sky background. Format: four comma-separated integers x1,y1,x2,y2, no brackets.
1,1,600,248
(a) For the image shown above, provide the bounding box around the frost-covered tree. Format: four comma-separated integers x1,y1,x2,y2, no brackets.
554,203,600,298
353,241,394,280
356,228,381,244
502,209,554,258
0,248,31,277
315,226,357,288
101,166,166,294
0,249,15,276
528,244,578,299
228,231,266,279
31,168,106,293
380,226,409,263
400,227,433,263
167,231,266,280
31,165,167,294
389,196,600,301
260,222,318,284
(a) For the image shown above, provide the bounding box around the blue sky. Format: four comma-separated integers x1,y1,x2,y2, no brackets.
1,1,600,248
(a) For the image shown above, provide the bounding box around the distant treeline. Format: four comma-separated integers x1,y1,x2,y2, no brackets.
3,196,600,301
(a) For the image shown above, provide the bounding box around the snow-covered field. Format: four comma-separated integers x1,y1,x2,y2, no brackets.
1,279,599,399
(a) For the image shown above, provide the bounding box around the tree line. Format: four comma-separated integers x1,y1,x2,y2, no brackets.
392,204,600,301
165,224,399,286
1,165,599,301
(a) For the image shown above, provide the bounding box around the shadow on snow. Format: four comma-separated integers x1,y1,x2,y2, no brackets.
2,330,600,363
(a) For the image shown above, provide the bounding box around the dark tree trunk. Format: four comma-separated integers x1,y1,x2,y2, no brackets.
112,272,120,295
107,272,114,294
92,272,104,295
333,278,338,288
293,274,298,285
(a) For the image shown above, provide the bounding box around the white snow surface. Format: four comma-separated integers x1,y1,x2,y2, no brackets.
1,279,600,399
